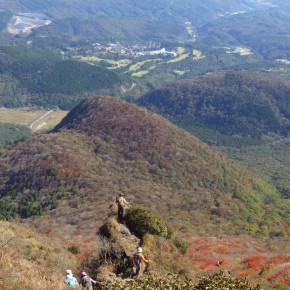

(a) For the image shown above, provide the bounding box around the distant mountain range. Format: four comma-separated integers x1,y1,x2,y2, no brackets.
1,0,290,57
2,0,279,22
0,96,287,241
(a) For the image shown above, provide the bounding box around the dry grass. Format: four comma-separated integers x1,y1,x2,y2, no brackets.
0,108,45,126
167,53,189,63
0,220,80,290
142,234,193,278
31,110,68,132
186,235,290,289
0,107,68,132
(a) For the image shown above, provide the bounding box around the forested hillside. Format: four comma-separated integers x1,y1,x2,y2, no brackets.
137,71,290,145
1,0,289,52
0,10,12,30
0,96,288,240
136,71,290,210
197,7,290,60
0,123,31,149
0,46,130,109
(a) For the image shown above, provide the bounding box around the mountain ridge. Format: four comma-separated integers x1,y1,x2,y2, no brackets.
0,96,287,241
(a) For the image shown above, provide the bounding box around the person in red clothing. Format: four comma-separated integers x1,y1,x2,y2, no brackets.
131,247,148,278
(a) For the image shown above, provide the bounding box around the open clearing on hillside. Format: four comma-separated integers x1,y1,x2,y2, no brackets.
177,47,186,54
192,49,205,60
167,53,190,63
174,70,186,75
7,14,51,35
131,70,150,77
0,108,67,132
79,56,132,69
129,60,153,72
225,46,253,56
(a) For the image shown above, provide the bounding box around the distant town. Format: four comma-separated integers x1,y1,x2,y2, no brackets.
62,41,177,60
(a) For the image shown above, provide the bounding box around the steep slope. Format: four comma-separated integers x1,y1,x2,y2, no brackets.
136,71,290,144
0,96,288,243
0,220,79,290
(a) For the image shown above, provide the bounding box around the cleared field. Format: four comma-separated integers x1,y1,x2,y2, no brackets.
177,47,185,54
0,108,45,126
193,49,206,60
0,108,67,132
167,53,189,63
79,56,131,69
106,59,132,69
129,59,154,72
225,46,253,56
131,70,150,77
130,64,157,77
174,70,186,75
31,110,68,132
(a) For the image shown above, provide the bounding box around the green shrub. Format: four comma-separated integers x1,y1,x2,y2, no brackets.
99,273,194,289
124,207,172,239
194,271,263,290
172,236,189,255
99,271,262,289
67,245,80,255
0,199,17,220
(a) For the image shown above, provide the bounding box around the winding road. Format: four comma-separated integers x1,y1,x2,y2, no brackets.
29,109,55,130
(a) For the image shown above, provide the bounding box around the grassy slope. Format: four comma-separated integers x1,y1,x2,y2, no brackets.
0,108,47,125
135,71,290,224
0,220,79,290
222,137,290,199
186,234,290,289
0,96,288,289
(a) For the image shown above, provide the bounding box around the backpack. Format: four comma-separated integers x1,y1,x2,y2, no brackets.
66,276,77,286
81,276,92,287
134,253,142,265
118,197,124,207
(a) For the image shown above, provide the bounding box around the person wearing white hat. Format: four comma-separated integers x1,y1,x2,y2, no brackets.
131,247,148,278
64,269,79,287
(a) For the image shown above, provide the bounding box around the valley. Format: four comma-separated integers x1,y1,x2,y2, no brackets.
0,107,67,132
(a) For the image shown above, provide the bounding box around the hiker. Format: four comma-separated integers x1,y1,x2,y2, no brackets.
116,192,129,222
131,247,148,278
80,272,96,290
64,269,79,287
